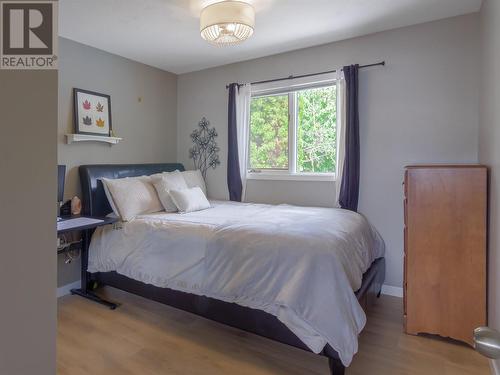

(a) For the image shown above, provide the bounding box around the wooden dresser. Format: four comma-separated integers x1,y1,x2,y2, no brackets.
403,165,487,345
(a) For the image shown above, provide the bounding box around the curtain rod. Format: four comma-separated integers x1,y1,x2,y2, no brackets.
225,61,385,89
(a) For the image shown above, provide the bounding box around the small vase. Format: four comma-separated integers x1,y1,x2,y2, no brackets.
71,196,82,215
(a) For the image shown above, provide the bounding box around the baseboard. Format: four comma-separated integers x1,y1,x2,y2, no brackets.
491,359,500,375
57,280,81,298
381,284,404,298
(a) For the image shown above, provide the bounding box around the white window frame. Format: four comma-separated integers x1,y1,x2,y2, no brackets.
247,73,338,182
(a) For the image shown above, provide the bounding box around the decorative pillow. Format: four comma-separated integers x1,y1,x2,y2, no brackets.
169,187,211,213
181,170,207,196
151,171,188,212
101,176,163,221
101,179,120,217
150,169,180,180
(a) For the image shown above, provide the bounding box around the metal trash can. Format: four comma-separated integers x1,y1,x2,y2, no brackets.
474,327,500,359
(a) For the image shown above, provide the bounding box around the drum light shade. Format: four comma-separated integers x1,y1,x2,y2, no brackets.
200,1,255,46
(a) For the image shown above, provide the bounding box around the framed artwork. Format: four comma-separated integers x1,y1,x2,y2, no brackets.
73,88,112,136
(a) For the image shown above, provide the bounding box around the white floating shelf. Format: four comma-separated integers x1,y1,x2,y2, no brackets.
66,134,122,145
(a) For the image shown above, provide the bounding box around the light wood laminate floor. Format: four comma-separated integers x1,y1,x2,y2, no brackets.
57,287,490,375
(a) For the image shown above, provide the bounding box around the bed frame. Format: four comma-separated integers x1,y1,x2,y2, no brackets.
75,163,386,375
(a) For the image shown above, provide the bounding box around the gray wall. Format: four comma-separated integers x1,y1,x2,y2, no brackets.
177,15,480,288
479,0,500,370
0,71,57,373
58,38,178,287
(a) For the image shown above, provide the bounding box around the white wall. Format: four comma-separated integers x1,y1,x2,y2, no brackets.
479,0,500,369
0,70,57,373
177,14,480,288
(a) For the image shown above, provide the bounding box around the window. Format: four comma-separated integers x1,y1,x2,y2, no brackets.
249,94,289,170
248,78,338,181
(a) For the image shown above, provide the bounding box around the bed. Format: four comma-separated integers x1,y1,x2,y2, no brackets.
76,163,386,375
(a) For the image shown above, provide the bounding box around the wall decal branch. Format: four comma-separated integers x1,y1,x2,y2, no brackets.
189,117,220,180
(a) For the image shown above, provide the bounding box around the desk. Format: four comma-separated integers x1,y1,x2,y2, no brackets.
57,215,117,234
57,215,119,309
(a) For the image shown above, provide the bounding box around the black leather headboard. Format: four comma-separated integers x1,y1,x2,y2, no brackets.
79,163,185,217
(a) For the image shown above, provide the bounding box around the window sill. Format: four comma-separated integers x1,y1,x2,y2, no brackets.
246,173,335,182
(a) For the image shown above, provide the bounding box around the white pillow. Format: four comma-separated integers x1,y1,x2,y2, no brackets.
101,179,120,217
101,176,163,221
150,169,180,180
151,171,188,212
181,170,207,196
169,187,211,213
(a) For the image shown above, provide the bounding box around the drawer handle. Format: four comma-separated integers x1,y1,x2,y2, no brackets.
474,327,500,359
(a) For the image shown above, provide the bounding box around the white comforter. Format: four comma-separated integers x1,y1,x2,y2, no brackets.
88,200,384,366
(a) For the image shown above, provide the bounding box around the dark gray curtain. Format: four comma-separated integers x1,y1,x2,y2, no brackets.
227,83,242,201
339,64,360,212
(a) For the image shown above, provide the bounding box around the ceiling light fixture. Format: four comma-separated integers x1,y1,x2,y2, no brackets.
200,1,255,46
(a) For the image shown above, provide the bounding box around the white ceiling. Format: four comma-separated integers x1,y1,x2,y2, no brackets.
59,0,482,74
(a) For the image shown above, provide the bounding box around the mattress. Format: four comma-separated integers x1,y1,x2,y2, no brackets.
88,200,385,366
